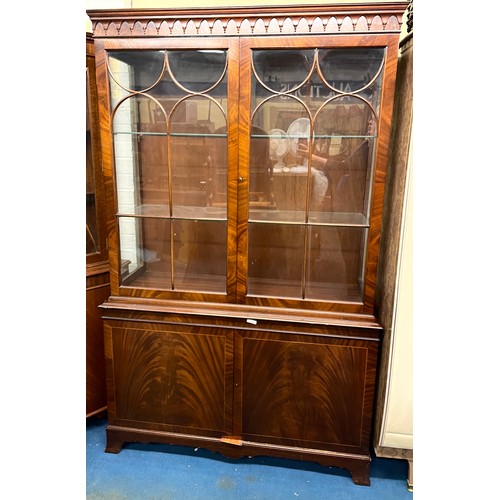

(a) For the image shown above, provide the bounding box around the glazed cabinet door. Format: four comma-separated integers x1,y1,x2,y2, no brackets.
237,37,396,312
105,321,234,438
235,330,378,454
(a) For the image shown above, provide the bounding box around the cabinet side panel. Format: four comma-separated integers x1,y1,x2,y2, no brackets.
110,325,228,434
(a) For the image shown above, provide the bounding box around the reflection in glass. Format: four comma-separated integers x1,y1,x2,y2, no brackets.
317,48,385,94
249,126,275,209
313,96,377,219
86,69,99,255
167,50,227,93
252,49,315,93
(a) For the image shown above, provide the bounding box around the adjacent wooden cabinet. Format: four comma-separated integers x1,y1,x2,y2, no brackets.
88,2,407,486
86,33,110,417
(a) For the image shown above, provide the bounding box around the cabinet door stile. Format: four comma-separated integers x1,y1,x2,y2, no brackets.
361,35,400,313
94,39,121,298
226,38,241,302
231,330,244,438
236,37,253,304
223,329,236,435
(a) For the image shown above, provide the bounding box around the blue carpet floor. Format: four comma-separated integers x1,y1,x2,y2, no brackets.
87,417,412,499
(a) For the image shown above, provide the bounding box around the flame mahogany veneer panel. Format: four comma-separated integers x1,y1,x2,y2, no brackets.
109,325,232,436
239,333,377,453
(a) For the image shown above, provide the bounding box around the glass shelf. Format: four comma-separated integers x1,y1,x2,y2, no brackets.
251,133,377,140
249,210,369,227
117,204,169,217
174,205,227,220
113,131,228,138
114,130,374,140
118,204,227,221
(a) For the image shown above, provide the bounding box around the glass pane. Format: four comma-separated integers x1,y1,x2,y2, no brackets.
86,69,99,254
150,50,228,125
209,125,229,210
167,50,227,93
318,48,385,94
248,126,277,212
305,226,366,302
119,217,171,289
252,49,315,93
170,97,227,217
250,100,310,222
113,96,169,217
108,50,165,92
173,220,226,293
252,96,310,163
247,223,304,298
113,94,167,134
312,96,377,221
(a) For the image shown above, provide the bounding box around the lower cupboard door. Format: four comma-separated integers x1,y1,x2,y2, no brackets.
108,324,233,437
237,332,378,453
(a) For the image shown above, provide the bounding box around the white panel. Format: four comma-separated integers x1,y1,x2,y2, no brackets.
380,138,413,449
383,432,413,450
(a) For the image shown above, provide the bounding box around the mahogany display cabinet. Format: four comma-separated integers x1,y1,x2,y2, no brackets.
88,2,408,485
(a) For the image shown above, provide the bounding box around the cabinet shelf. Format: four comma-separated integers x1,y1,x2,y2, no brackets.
118,204,227,220
252,134,377,140
114,130,375,140
119,206,367,227
249,210,369,227
113,131,227,138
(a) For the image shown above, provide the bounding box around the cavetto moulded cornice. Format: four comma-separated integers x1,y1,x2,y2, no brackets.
87,2,409,38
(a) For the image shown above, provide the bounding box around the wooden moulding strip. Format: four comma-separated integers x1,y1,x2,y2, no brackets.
99,296,383,332
87,3,408,38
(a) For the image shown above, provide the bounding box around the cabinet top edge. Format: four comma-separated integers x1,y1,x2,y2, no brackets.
100,297,383,330
87,2,409,17
88,2,408,38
